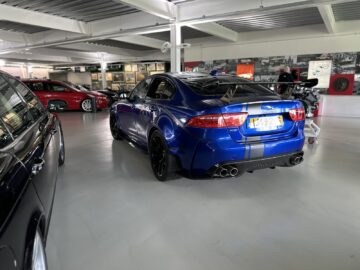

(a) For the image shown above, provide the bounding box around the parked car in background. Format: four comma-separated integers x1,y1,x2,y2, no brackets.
110,73,305,181
0,71,65,269
71,83,120,105
22,79,109,112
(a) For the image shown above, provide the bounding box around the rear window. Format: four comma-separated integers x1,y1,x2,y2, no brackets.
181,77,276,97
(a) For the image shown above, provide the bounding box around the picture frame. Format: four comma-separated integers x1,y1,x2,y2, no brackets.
138,64,147,72
91,73,98,81
150,71,163,75
125,72,136,84
136,72,148,82
124,64,132,72
156,62,165,71
131,64,138,72
113,72,125,82
106,72,113,81
98,73,103,81
147,63,156,71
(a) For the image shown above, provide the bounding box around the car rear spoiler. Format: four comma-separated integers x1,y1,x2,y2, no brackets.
218,79,318,103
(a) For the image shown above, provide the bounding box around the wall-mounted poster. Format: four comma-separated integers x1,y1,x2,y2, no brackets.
149,71,163,75
98,73,103,81
147,63,156,71
236,63,254,80
113,72,125,82
125,72,136,84
138,64,147,72
156,62,165,71
106,72,112,81
136,72,147,82
131,64,138,72
124,64,132,72
91,73,98,81
308,60,332,88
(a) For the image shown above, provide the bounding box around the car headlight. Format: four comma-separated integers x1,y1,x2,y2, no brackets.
32,230,47,270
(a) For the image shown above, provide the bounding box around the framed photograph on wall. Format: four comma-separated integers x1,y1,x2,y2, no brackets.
147,63,156,71
138,64,147,72
113,72,125,82
91,73,98,81
106,72,113,81
136,72,148,82
124,64,132,72
125,72,136,84
131,64,138,72
156,62,165,71
150,71,163,75
98,73,103,81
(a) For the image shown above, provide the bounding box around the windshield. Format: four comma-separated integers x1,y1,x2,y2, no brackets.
63,82,87,92
180,77,276,97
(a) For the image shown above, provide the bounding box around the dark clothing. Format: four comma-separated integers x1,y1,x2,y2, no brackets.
278,72,294,94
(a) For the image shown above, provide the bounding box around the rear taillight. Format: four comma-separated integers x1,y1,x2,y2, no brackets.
187,113,248,128
289,108,305,121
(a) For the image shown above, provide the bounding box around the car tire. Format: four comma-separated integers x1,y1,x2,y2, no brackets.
109,113,122,140
58,123,65,166
149,130,170,181
31,229,48,270
81,99,93,112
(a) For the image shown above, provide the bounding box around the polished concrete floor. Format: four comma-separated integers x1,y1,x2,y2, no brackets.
47,111,360,270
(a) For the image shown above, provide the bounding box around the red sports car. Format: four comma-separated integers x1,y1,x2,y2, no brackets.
22,79,109,112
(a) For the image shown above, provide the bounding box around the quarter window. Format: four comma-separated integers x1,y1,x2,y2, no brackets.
0,75,33,138
26,82,46,92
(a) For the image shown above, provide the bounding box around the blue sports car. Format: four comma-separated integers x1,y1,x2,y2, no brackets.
110,73,305,181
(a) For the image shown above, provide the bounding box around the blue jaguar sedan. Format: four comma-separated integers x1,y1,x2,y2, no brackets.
110,73,305,181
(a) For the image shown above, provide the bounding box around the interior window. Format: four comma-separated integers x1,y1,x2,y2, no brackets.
0,121,12,148
50,83,66,92
0,75,33,138
129,78,151,100
147,78,176,100
4,75,46,121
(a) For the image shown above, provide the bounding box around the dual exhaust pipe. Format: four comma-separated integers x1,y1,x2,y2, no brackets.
290,153,304,166
216,165,239,178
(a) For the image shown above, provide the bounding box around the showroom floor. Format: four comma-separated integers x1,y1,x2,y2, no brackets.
47,111,360,270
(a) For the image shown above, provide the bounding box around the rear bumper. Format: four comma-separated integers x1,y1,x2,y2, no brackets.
189,131,305,176
208,151,304,177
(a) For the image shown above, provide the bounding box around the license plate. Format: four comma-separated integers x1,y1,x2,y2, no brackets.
248,115,284,130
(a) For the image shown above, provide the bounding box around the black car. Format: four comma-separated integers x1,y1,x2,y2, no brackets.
0,71,65,270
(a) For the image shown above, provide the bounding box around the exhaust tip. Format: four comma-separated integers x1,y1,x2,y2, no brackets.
290,154,304,165
229,166,238,177
219,168,228,178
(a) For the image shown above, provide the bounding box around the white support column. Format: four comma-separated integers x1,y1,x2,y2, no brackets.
100,61,107,89
27,65,33,79
170,23,181,73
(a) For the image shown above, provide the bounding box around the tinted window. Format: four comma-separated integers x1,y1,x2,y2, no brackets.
49,83,66,92
147,78,176,100
0,75,33,138
181,77,276,97
0,121,12,148
129,78,151,100
5,75,45,121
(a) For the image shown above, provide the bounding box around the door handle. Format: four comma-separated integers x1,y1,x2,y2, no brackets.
32,158,45,176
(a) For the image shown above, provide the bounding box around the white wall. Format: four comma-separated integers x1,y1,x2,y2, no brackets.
49,71,91,85
0,66,51,79
184,24,360,61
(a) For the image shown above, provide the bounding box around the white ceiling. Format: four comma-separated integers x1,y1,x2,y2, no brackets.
0,0,359,66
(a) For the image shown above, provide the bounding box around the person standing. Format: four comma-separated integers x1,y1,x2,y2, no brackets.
277,66,294,96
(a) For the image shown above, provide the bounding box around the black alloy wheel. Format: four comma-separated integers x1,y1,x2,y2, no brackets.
149,130,169,181
110,114,122,140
